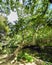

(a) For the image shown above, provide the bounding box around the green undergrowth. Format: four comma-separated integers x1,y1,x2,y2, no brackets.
17,51,34,62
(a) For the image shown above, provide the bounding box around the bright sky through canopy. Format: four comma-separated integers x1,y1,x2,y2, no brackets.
7,10,18,24
7,0,23,24
49,4,52,9
7,0,52,24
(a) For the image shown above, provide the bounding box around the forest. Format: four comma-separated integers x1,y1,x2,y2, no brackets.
0,0,52,65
